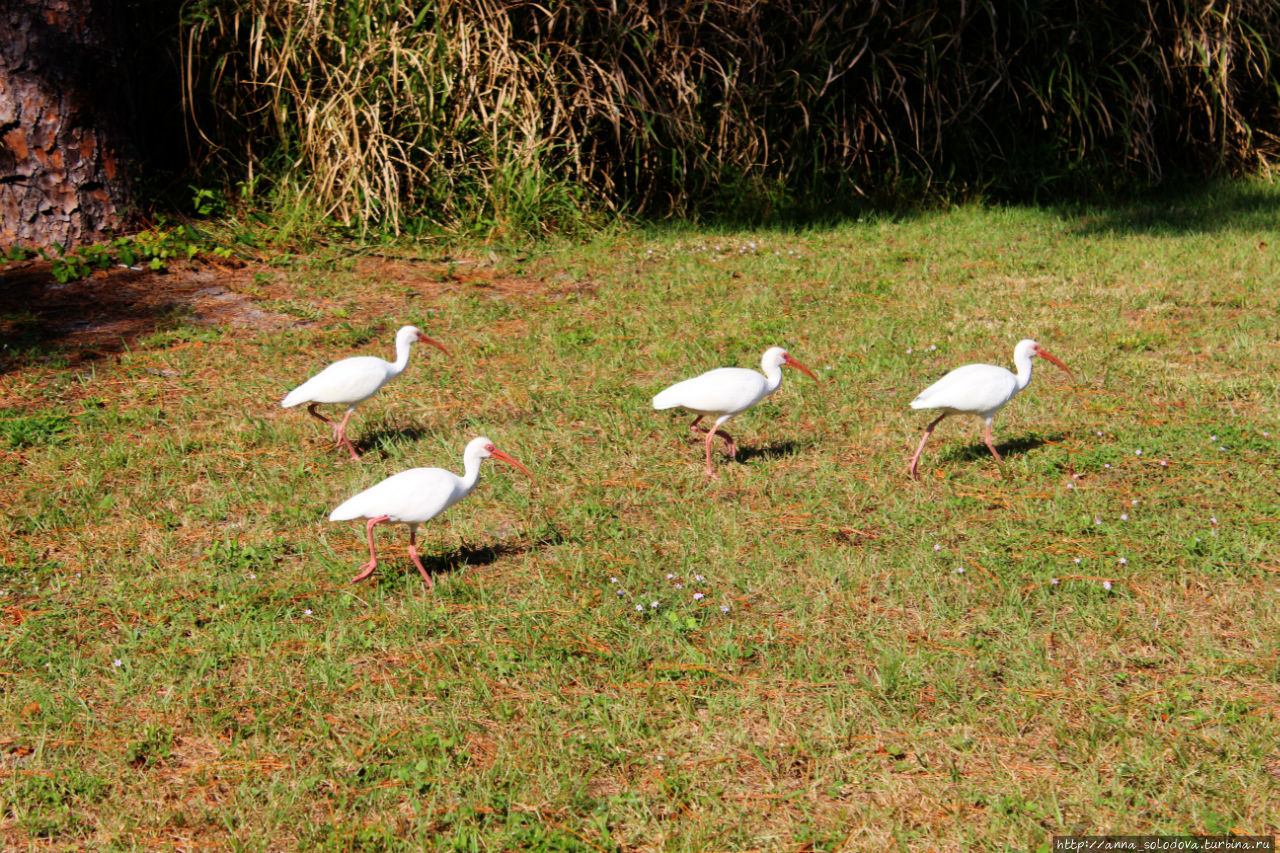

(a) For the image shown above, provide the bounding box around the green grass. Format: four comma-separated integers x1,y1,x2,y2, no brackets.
3,181,1279,850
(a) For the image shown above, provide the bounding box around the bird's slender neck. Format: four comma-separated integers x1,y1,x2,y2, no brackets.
459,450,484,493
388,336,414,376
1013,350,1034,394
760,360,785,396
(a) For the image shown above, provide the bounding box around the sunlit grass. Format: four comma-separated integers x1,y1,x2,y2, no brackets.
2,183,1279,850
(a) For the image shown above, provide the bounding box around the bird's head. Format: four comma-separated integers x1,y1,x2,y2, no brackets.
1019,339,1073,379
764,346,819,381
400,325,449,356
469,436,532,478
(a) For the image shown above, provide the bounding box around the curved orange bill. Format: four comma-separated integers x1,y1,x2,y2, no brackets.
418,333,449,356
1037,348,1074,379
783,353,820,382
490,448,532,478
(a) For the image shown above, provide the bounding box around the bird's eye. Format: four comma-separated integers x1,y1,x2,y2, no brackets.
486,444,495,452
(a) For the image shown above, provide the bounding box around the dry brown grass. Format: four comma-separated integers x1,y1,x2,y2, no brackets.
182,0,1280,232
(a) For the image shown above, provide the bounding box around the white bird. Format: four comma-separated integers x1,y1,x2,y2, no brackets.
282,325,447,460
653,346,819,477
908,339,1072,479
328,436,532,586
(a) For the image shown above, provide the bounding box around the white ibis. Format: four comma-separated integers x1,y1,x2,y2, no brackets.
908,339,1072,479
328,436,532,586
282,325,447,460
652,346,819,477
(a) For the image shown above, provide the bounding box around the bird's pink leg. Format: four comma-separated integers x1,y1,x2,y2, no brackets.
351,515,390,583
690,416,736,458
307,403,336,432
717,428,736,459
703,428,722,478
407,525,434,589
908,414,947,480
982,422,1008,475
334,409,360,460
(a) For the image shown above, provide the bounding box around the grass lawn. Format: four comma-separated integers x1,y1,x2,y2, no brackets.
2,182,1278,851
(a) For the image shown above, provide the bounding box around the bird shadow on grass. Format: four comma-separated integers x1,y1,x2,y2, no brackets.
409,530,565,582
938,432,1062,463
354,425,433,456
733,438,812,465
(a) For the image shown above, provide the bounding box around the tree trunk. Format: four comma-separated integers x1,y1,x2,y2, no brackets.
0,0,137,250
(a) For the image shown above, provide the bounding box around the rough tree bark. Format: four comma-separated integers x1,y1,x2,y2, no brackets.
0,0,138,249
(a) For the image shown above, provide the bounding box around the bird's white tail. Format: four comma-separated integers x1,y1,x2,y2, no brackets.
328,495,367,522
281,378,317,409
652,385,682,410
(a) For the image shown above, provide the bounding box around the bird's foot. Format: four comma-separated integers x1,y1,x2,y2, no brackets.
408,547,435,589
704,468,720,480
351,560,377,583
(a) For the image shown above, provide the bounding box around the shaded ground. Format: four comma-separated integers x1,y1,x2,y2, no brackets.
0,259,289,373
0,254,582,376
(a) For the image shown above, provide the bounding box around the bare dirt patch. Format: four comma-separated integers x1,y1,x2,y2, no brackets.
0,253,591,375
0,259,299,372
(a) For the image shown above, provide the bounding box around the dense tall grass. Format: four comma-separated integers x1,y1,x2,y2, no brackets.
182,0,1280,233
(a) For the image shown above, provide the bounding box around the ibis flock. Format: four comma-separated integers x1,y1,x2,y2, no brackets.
283,328,1072,585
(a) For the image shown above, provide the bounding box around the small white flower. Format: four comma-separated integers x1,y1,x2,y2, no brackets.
1072,473,1080,479
674,583,683,589
635,604,643,612
1131,499,1139,505
1160,460,1168,466
303,609,312,616
930,344,937,351
1211,436,1217,442
1067,483,1075,489
1119,557,1128,565
1103,581,1113,591
1073,557,1082,564
695,574,705,581
112,659,123,668
1096,431,1103,437
616,589,624,596
650,601,659,609
953,567,965,574
1121,514,1128,521
1211,517,1218,525
1051,578,1060,585
934,544,942,551
1104,463,1111,469
906,348,913,354
693,592,705,600
248,573,256,579
1219,446,1226,451
1135,450,1143,456
665,573,674,579
1095,519,1102,525
610,577,618,583
720,604,730,613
